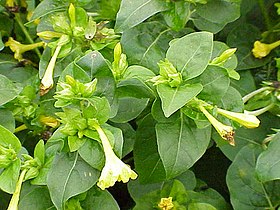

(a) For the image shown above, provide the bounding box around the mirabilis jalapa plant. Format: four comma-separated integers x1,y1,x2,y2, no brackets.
2,0,280,209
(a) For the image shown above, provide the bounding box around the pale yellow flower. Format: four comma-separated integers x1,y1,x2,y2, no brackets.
252,40,280,59
5,37,44,61
94,125,137,190
158,197,174,210
217,108,260,128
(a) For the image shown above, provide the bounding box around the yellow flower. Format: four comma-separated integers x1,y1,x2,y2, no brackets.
94,125,137,190
252,40,280,59
40,34,70,95
158,197,174,210
39,116,60,128
216,108,260,128
199,105,235,146
5,37,44,61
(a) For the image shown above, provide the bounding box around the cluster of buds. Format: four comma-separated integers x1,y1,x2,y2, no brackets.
0,144,17,168
111,42,128,81
150,59,182,88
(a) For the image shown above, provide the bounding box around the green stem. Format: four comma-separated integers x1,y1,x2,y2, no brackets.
7,169,27,210
14,13,42,59
245,103,275,116
242,87,272,103
258,0,272,30
260,183,274,209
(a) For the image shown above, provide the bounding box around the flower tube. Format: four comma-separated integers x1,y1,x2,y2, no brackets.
94,124,137,190
40,35,70,95
199,105,235,146
216,108,260,128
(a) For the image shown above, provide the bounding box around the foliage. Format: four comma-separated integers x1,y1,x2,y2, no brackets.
0,0,280,209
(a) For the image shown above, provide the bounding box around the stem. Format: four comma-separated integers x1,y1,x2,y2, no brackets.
258,0,272,30
245,103,275,116
242,87,272,103
260,183,274,209
14,13,42,59
7,169,27,210
14,124,27,133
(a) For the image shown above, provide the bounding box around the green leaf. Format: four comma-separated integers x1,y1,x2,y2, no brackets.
121,22,179,72
0,124,21,153
0,109,15,132
256,132,280,182
115,0,168,32
157,83,203,117
162,2,191,31
188,203,217,210
151,99,180,123
166,32,213,80
110,97,149,123
0,74,22,106
19,184,54,210
0,32,4,51
196,65,230,103
0,159,20,194
134,114,166,183
156,116,211,179
78,139,105,171
30,0,68,20
81,186,120,210
34,140,45,165
68,136,86,152
47,152,100,210
227,144,280,210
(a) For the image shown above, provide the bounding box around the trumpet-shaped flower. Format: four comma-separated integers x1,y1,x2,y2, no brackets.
40,35,70,95
158,197,174,210
94,125,137,190
216,108,260,128
5,37,44,61
199,105,235,146
252,40,280,59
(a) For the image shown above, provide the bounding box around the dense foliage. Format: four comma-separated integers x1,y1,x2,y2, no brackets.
0,0,280,209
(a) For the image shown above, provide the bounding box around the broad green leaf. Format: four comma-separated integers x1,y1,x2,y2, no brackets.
157,83,203,117
156,116,211,178
0,159,20,194
196,65,230,103
230,71,256,96
115,0,168,32
47,152,100,210
121,22,179,72
96,0,121,20
217,86,243,112
134,114,166,183
68,136,86,152
0,124,21,153
0,74,22,106
0,109,15,132
151,99,180,123
30,0,68,20
256,132,280,182
81,186,119,210
110,97,149,123
166,32,213,80
227,144,280,210
78,139,105,171
19,184,54,210
192,15,226,34
194,0,241,32
162,2,191,31
34,140,45,165
188,203,217,210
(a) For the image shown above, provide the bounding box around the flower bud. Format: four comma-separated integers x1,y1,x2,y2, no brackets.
211,48,237,65
252,40,280,59
158,197,174,210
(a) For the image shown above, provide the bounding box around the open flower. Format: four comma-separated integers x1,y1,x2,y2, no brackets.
5,37,44,61
158,197,174,210
199,105,235,146
216,108,260,128
94,125,137,190
252,40,280,59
